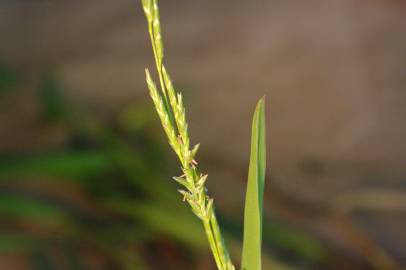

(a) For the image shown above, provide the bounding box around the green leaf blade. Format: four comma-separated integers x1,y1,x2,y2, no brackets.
242,97,266,270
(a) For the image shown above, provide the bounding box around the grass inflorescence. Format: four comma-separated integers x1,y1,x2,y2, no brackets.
141,1,235,269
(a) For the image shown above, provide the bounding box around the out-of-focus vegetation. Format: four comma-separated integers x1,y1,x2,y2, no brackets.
0,60,20,95
0,61,329,269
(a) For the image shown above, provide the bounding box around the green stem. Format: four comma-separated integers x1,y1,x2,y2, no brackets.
211,211,231,267
204,219,224,270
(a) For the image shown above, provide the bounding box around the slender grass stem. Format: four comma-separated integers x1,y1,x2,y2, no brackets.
204,219,224,270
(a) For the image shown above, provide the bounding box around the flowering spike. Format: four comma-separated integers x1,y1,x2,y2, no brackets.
142,1,234,269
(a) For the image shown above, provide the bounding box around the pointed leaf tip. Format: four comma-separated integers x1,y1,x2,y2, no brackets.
241,97,266,270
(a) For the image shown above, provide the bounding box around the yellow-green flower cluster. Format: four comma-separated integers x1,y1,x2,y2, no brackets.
141,1,235,269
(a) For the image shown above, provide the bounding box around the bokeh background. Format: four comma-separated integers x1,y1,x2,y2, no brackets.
0,0,405,269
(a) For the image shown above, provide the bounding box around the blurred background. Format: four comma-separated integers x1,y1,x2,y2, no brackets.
0,0,405,269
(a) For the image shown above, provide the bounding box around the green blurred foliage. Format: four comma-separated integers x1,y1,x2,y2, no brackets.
38,72,67,122
0,59,20,95
0,59,21,93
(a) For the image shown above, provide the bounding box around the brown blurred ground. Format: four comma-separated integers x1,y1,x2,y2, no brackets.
0,0,405,269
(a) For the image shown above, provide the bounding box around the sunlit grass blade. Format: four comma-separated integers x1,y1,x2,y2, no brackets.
242,97,266,270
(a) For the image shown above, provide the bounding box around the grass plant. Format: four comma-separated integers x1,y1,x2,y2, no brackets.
141,1,267,269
